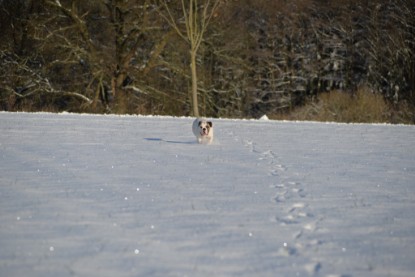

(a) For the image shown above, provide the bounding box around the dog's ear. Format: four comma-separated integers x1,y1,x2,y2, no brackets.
198,121,202,127
207,121,213,127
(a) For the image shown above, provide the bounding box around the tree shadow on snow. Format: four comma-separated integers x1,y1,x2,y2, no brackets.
144,138,197,145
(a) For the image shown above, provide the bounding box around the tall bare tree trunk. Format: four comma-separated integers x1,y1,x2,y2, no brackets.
158,0,220,117
190,49,199,117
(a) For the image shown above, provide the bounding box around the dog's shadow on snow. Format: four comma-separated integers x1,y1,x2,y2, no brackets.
144,138,197,145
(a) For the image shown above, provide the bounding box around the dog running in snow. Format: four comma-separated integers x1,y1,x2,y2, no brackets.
192,118,214,144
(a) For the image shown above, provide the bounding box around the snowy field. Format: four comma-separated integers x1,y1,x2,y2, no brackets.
0,112,414,277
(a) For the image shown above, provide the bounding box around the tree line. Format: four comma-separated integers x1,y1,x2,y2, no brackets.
1,0,414,120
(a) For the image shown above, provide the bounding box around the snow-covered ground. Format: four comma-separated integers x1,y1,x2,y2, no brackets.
1,112,414,277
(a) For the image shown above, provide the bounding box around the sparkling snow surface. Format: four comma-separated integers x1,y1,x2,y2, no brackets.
1,112,414,277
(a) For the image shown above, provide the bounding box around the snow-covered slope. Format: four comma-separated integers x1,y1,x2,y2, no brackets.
1,112,414,277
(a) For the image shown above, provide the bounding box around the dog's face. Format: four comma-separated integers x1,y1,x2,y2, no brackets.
198,120,213,136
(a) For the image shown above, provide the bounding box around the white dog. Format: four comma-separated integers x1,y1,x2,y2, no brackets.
192,118,214,144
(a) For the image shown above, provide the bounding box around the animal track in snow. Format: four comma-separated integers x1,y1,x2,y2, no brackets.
304,262,322,275
252,148,322,269
227,130,322,265
273,181,307,202
248,142,318,235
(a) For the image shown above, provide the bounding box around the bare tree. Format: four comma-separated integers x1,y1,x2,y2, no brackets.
157,0,220,117
39,0,168,112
